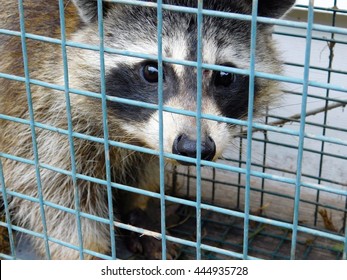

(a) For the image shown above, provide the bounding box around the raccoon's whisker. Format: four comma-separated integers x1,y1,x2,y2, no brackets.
227,136,284,168
120,150,138,163
65,0,71,10
166,112,179,133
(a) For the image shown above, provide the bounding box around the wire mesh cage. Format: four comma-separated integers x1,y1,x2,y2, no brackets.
168,0,347,260
0,0,346,260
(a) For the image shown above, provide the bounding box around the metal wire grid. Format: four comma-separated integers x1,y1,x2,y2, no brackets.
0,0,346,260
169,0,347,259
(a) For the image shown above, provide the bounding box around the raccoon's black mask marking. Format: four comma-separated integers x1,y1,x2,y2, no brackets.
102,0,271,123
105,62,177,122
211,72,252,120
101,0,294,123
106,61,253,122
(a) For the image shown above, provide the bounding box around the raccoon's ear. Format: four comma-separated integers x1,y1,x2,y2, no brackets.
257,0,295,18
72,0,111,23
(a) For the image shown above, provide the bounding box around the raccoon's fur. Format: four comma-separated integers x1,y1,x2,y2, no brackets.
0,0,295,259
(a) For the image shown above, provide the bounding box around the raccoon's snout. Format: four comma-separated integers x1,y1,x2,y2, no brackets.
172,134,216,166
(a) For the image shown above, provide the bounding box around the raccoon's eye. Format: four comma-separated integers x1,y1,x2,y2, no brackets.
214,70,236,87
142,62,162,83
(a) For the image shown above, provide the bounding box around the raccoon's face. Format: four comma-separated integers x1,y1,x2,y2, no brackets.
71,0,295,165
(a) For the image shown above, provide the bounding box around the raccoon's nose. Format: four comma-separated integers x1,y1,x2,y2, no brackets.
172,134,216,166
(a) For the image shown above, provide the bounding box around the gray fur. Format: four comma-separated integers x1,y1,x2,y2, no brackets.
0,0,295,259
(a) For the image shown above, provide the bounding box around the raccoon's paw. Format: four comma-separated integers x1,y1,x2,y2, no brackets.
125,208,181,260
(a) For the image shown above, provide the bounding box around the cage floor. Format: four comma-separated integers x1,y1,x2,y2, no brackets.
4,197,344,260
119,198,344,260
168,206,344,260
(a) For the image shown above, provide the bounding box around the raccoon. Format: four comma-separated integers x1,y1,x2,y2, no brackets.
0,0,295,259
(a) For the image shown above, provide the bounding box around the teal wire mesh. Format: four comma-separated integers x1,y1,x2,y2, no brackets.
0,1,346,260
